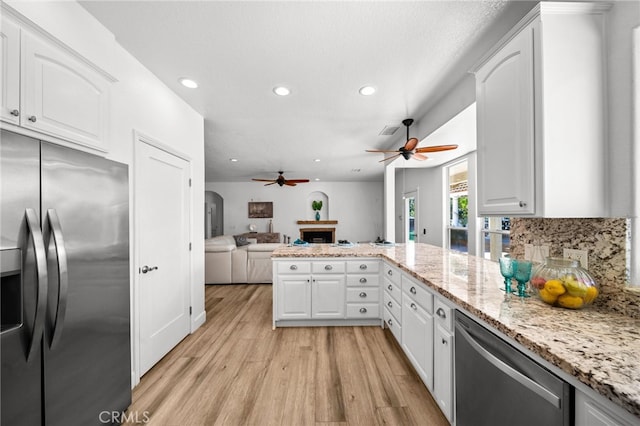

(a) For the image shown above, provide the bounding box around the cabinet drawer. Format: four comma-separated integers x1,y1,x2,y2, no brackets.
383,278,401,304
383,307,402,343
383,262,401,285
434,297,453,332
346,274,379,287
383,290,402,323
402,275,433,314
277,261,311,274
346,287,379,303
312,261,345,274
346,303,379,319
346,260,380,273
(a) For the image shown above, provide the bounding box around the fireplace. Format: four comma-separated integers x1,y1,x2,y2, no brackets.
300,228,335,243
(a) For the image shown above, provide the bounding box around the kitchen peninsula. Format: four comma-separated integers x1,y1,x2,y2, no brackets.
272,243,640,424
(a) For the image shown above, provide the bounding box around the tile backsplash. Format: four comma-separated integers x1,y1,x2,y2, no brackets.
510,218,640,318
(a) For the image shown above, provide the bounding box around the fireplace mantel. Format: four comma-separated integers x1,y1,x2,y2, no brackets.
296,220,338,225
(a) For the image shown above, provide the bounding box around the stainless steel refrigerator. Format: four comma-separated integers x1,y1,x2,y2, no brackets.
1,130,131,425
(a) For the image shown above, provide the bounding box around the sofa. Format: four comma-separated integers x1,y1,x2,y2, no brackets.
204,235,282,284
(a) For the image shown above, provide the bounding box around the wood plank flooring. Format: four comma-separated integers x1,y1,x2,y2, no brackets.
124,284,448,426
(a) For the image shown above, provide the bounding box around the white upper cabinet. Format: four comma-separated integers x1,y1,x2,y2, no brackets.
1,13,112,153
1,17,21,126
472,2,610,217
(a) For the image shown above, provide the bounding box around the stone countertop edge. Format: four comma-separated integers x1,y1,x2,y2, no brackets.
271,243,640,419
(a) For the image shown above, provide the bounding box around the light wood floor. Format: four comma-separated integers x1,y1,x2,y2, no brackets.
124,284,448,426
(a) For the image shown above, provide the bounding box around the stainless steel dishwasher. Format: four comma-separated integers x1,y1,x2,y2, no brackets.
455,311,571,425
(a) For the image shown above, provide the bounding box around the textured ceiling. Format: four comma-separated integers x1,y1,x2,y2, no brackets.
79,1,533,182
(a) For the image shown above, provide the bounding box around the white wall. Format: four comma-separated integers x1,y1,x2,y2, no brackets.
205,181,383,243
7,1,206,382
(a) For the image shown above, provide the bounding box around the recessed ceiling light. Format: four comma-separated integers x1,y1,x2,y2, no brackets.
359,85,376,96
314,159,321,162
179,78,198,89
314,178,320,181
273,86,291,96
229,158,238,162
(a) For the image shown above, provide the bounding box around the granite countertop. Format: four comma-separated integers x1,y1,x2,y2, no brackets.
272,243,640,419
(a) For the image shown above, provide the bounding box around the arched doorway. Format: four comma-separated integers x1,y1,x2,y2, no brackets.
205,191,224,238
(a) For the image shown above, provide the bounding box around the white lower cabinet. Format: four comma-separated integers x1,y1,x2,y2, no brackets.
575,388,639,426
401,290,434,391
311,275,345,319
433,297,455,423
276,276,311,319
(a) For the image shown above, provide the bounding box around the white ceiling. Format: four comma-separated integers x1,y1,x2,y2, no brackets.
79,0,534,183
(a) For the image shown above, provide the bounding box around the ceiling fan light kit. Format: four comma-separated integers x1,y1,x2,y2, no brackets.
366,118,458,162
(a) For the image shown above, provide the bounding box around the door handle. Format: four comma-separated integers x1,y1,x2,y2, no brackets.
140,265,158,274
25,209,47,362
45,209,68,350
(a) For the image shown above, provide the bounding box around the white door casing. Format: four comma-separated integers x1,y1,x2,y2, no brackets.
135,135,191,379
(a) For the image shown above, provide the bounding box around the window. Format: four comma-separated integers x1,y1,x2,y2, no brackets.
447,160,468,253
481,217,510,261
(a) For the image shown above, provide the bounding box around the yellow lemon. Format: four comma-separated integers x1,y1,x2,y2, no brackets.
544,279,566,296
557,294,584,309
583,286,598,304
538,288,558,305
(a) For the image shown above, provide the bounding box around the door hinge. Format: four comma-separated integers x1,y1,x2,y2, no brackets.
189,242,192,251
189,306,192,315
189,178,192,187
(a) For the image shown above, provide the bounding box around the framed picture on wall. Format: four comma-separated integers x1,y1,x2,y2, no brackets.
248,201,273,218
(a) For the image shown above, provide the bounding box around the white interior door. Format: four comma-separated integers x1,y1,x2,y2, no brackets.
136,140,191,376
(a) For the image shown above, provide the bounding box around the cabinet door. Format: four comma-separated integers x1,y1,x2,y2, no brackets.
434,323,454,423
21,31,110,151
277,276,311,319
475,25,535,215
0,16,20,125
402,296,434,391
311,276,345,319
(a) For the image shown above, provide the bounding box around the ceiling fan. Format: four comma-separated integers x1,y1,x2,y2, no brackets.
252,171,310,187
366,118,458,162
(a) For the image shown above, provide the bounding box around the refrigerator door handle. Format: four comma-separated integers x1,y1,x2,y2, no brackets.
46,209,68,350
25,208,48,362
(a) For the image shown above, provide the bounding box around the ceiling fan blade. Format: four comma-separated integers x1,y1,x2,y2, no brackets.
284,182,297,186
366,149,402,153
286,179,310,183
264,182,276,186
413,153,428,161
379,153,402,163
404,137,419,152
252,178,276,182
415,144,459,153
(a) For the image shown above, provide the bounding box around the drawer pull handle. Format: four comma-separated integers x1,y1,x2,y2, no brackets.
411,303,417,310
10,109,19,116
359,264,367,270
387,284,393,291
442,338,447,345
410,286,417,294
290,265,298,270
28,115,37,122
360,278,367,283
388,318,393,326
387,270,393,276
436,307,446,319
359,292,367,298
387,301,392,308
519,200,527,208
359,307,367,314
324,265,333,271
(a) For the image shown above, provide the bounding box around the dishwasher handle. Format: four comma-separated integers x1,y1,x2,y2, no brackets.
456,324,561,409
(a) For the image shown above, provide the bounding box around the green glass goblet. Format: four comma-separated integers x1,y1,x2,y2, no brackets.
514,260,533,298
498,257,517,293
